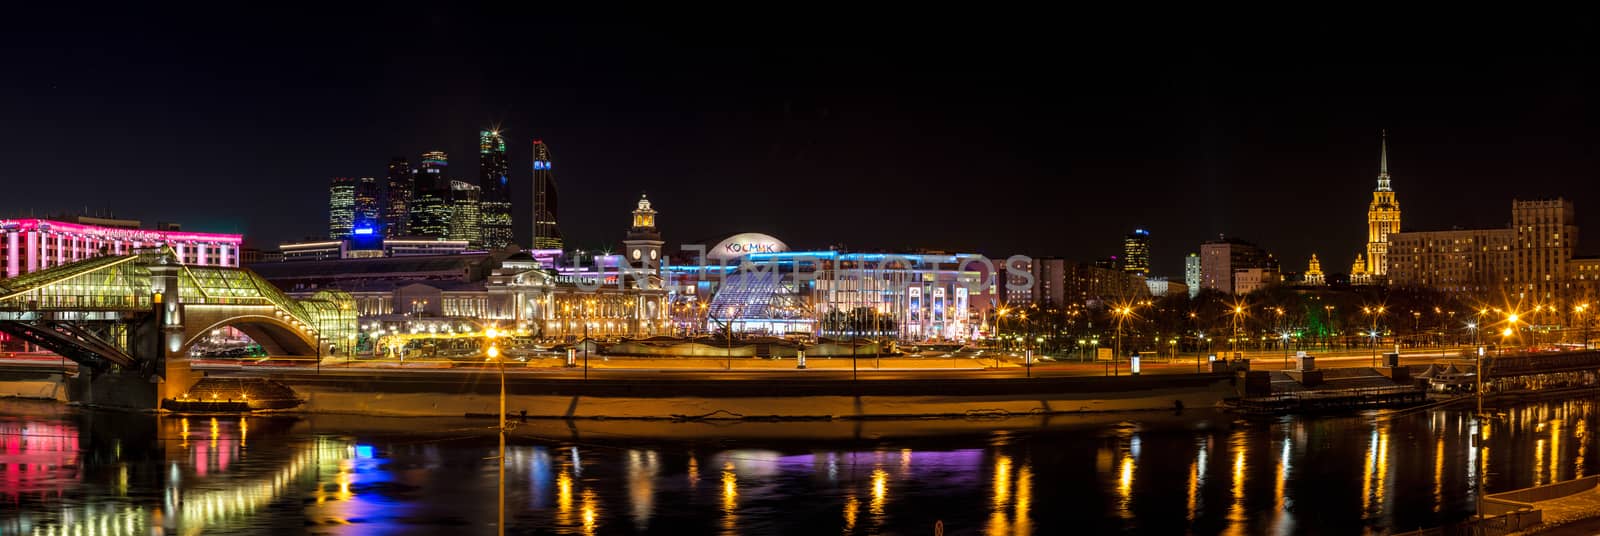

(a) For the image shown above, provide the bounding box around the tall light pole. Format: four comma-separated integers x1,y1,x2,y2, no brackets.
1364,306,1385,367
1113,306,1132,376
1576,303,1591,350
485,335,505,536
1229,305,1246,358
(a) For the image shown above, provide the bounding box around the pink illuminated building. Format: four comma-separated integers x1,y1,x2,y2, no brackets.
0,219,244,278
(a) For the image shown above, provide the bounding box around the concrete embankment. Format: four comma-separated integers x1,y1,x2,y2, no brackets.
252,371,1239,419
0,370,68,402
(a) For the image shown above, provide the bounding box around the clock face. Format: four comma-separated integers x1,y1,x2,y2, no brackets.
649,250,658,260
632,249,642,260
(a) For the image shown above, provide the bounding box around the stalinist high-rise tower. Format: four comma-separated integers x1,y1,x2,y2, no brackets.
1366,131,1401,278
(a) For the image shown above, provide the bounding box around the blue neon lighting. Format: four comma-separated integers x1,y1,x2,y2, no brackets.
353,228,375,235
534,161,551,170
355,445,375,458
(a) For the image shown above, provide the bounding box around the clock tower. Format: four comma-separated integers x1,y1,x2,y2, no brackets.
623,193,663,273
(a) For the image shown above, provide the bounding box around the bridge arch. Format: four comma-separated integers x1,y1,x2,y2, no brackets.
180,311,321,357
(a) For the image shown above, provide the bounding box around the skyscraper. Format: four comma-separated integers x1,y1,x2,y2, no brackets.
353,177,382,235
1123,229,1150,276
383,157,413,237
1366,131,1401,278
531,140,563,250
328,177,356,239
478,130,513,248
409,151,453,238
449,180,482,246
1184,253,1201,298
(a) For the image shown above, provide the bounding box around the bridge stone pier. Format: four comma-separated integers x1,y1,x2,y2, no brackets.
0,249,354,410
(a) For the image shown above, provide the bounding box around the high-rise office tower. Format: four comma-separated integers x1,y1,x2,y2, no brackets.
384,157,413,237
1366,131,1401,278
449,180,483,246
328,177,356,239
409,151,453,238
353,177,382,235
1123,228,1151,276
1184,253,1201,298
531,140,563,250
477,130,513,248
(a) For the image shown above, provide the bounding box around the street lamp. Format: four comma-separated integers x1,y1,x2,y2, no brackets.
485,341,506,535
1576,303,1591,350
1228,303,1248,358
1112,306,1134,376
1363,306,1386,367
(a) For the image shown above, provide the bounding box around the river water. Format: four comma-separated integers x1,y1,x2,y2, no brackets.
0,397,1594,535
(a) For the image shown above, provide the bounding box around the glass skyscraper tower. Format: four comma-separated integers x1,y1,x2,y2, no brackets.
478,130,513,248
383,157,413,237
409,151,453,238
327,177,356,239
531,139,562,250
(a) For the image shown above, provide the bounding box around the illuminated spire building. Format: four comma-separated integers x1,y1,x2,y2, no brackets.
327,177,356,239
477,130,513,248
449,180,482,246
383,157,413,237
1350,253,1372,286
531,140,563,250
353,177,381,235
1123,228,1150,277
1366,131,1401,278
408,151,453,238
1303,254,1326,285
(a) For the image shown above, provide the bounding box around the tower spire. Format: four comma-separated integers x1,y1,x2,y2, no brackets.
1376,129,1392,191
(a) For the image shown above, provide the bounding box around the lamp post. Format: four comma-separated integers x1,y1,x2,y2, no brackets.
1282,332,1291,368
1364,306,1385,367
1229,305,1246,358
1113,306,1133,376
1576,303,1591,350
486,341,505,536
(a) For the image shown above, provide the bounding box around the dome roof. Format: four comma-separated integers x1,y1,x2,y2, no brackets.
707,233,788,262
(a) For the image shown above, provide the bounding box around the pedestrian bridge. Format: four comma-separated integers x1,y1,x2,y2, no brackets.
0,249,355,373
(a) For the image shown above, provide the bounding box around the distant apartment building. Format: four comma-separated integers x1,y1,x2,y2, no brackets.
1387,199,1579,304
1031,257,1150,308
1199,237,1274,294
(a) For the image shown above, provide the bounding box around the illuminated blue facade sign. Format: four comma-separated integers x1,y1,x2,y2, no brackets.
534,161,551,170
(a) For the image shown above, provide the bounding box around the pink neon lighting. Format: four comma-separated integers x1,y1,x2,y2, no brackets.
0,219,243,245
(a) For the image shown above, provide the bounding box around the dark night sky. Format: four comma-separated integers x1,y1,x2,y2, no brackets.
2,8,1596,278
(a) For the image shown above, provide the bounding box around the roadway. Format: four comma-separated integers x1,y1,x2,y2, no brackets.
0,346,1484,380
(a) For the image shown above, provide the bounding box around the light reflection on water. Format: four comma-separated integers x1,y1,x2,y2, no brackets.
9,399,1600,534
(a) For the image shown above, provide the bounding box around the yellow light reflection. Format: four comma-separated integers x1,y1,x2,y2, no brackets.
688,456,699,487
1228,429,1247,531
870,468,888,516
1433,434,1445,512
1015,465,1033,535
1550,419,1563,483
993,455,1012,509
843,494,859,531
1117,452,1135,518
721,462,738,534
556,470,573,527
1536,438,1547,486
1187,460,1199,520
581,488,598,536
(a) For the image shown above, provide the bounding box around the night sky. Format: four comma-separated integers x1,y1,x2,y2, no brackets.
2,9,1595,278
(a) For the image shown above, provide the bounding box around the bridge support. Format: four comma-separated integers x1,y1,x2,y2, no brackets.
67,262,197,410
